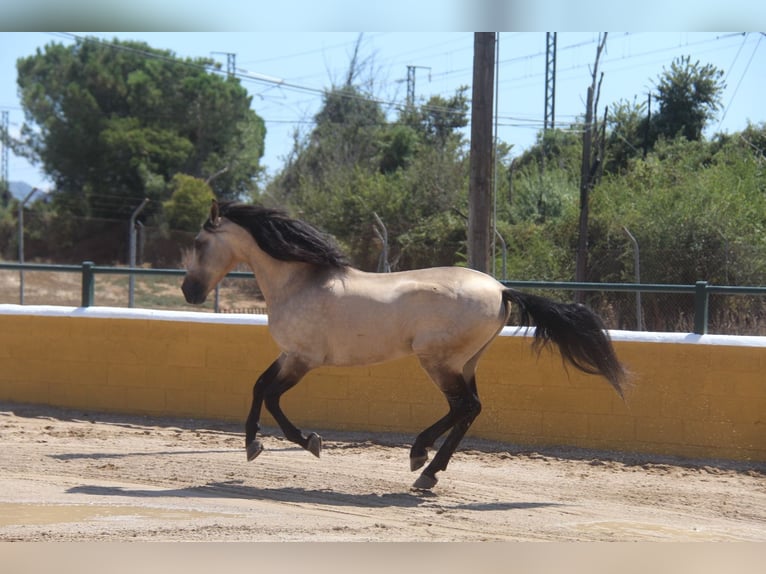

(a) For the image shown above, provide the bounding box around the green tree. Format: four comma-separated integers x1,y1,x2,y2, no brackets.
584,135,766,327
506,128,581,224
377,124,419,174
266,83,472,270
16,36,265,220
604,97,649,174
400,88,470,149
311,85,386,171
269,84,385,207
737,121,766,160
652,55,725,142
162,174,215,232
601,58,724,178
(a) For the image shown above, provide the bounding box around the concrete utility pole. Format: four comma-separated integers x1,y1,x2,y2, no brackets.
467,32,496,274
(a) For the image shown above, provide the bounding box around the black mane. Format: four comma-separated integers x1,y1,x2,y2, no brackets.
211,202,349,269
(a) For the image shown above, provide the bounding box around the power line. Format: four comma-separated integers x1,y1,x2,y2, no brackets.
49,32,754,130
495,32,748,91
431,33,626,84
238,33,387,67
720,33,749,87
718,34,762,131
28,32,763,162
45,33,472,127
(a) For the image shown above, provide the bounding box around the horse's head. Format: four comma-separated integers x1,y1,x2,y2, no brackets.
181,200,247,305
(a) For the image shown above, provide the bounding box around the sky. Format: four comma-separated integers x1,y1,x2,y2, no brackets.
1,30,765,192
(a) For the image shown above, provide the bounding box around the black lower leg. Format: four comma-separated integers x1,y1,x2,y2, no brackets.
410,409,461,470
265,393,307,447
414,393,481,488
263,377,321,457
245,386,264,447
245,359,281,459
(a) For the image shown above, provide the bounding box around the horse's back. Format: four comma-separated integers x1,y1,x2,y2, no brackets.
267,265,508,368
327,267,507,365
344,265,503,309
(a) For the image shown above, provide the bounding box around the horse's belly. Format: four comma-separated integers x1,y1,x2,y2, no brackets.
269,314,413,367
323,329,413,367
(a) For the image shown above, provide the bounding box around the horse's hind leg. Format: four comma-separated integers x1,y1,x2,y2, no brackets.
409,410,460,472
411,360,482,490
409,374,478,471
412,383,481,490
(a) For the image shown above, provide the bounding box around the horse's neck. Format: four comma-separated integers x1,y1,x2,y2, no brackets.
243,247,312,305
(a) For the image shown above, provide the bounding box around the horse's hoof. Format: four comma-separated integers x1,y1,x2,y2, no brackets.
410,454,428,471
307,432,322,458
412,473,438,490
246,440,263,461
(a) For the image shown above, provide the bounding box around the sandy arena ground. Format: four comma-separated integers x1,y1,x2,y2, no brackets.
1,401,764,542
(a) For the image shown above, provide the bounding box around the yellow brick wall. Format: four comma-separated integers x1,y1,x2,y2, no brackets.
1,307,764,462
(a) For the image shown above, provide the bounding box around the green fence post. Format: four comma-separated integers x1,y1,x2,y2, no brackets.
693,280,709,335
81,261,95,307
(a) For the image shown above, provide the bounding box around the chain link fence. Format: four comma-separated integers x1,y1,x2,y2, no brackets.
2,263,765,336
2,213,765,335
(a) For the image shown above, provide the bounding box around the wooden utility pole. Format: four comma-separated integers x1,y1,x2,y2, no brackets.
468,32,496,274
575,33,607,300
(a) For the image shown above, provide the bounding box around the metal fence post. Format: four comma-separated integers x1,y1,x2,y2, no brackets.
128,198,150,308
81,261,95,307
693,280,709,335
622,226,642,330
18,188,39,304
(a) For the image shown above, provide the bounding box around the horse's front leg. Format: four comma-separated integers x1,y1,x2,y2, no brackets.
245,353,317,460
260,355,319,456
245,357,283,461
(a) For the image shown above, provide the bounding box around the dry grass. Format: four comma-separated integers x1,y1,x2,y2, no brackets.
2,267,763,334
0,268,266,313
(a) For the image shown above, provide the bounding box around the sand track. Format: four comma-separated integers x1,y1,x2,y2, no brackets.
1,402,764,541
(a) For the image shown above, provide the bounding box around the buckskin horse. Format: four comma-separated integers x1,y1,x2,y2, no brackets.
182,200,626,489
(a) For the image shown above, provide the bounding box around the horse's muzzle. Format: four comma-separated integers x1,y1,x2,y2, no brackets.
181,278,207,305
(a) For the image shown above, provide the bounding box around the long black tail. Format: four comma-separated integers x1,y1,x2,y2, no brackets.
503,288,627,398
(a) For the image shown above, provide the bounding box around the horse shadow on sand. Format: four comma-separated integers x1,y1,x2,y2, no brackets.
54,443,565,511
66,481,563,512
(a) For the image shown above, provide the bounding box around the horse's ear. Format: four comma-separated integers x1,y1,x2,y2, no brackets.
210,199,221,227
